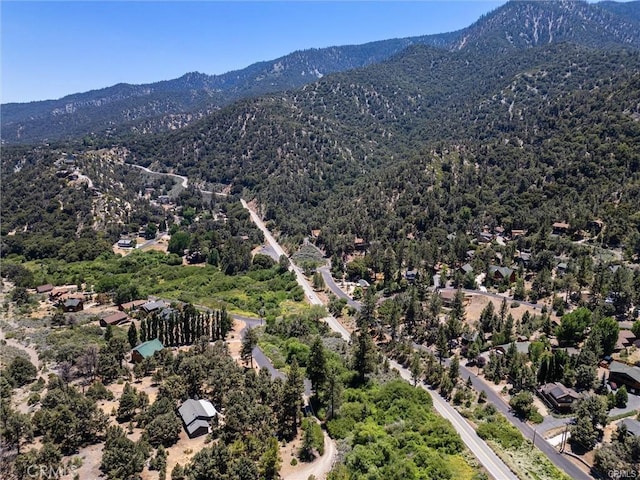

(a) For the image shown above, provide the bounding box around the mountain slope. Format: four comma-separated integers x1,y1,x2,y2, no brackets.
3,0,640,145
453,0,640,51
0,33,457,144
125,41,640,251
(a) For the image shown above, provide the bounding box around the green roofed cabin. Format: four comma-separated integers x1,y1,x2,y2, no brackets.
131,338,163,363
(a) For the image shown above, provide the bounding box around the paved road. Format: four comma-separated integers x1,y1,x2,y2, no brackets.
309,264,595,479
241,204,521,480
131,164,189,188
391,360,518,480
240,200,351,342
318,266,361,310
459,365,592,480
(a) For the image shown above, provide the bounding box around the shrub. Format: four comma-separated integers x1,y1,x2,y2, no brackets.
476,415,524,449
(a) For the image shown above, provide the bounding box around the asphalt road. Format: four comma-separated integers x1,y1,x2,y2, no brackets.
241,202,520,480
309,266,595,479
391,360,518,480
318,266,362,310
459,365,592,480
241,200,351,342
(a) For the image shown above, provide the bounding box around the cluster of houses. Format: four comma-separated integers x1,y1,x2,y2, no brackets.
35,284,88,312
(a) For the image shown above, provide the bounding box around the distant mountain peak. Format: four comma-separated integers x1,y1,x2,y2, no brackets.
2,0,639,144
454,0,640,51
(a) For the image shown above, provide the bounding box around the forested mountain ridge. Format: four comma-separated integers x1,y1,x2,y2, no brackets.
0,35,457,144
124,41,640,255
2,0,639,145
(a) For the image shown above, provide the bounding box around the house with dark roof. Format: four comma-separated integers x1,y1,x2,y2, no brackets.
131,338,164,363
537,382,580,412
488,266,516,283
100,311,129,327
178,399,218,437
477,232,493,244
62,298,83,312
608,361,640,393
405,269,418,283
141,300,167,314
515,251,531,267
461,263,474,275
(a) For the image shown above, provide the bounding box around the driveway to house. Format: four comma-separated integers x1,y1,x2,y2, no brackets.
608,392,640,418
318,266,362,311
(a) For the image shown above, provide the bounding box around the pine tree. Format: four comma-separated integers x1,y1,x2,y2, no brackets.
241,328,258,368
140,318,148,343
307,336,327,395
353,328,376,382
436,324,449,363
128,323,139,349
105,324,114,341
280,358,304,440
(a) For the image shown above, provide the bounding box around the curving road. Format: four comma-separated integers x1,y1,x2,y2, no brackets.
240,200,351,341
131,164,188,188
318,266,361,310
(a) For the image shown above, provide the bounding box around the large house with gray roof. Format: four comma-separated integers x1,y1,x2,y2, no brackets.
178,399,218,437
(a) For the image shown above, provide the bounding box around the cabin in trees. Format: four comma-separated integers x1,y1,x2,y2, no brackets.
62,297,84,312
178,399,218,438
101,311,129,327
117,239,134,249
354,237,368,251
131,338,164,363
608,361,640,394
438,290,472,307
552,222,570,235
537,382,580,412
488,266,516,283
405,269,418,283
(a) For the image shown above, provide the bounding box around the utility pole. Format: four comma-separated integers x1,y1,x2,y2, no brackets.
532,428,537,451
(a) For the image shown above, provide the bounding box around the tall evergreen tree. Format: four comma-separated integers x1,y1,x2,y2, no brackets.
307,336,327,395
128,323,139,349
280,357,304,440
353,328,376,382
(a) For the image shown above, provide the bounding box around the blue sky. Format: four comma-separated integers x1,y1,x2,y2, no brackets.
1,1,509,104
